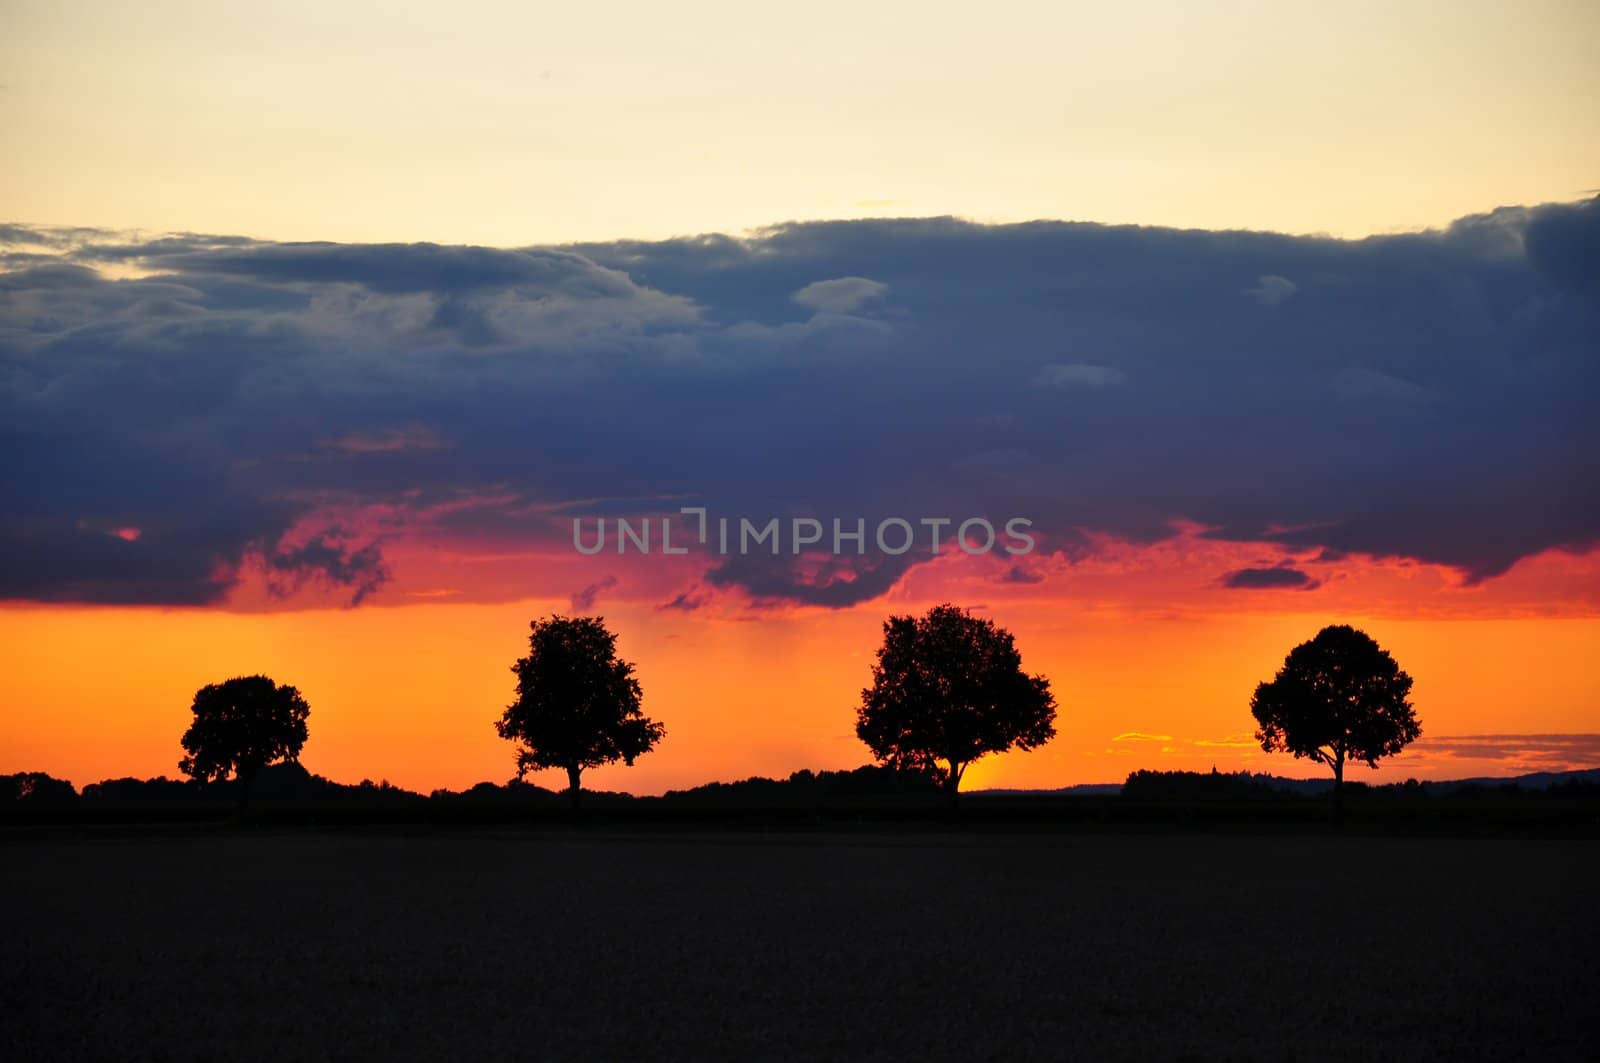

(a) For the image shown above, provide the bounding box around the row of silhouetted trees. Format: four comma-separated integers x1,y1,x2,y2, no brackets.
169,604,1422,813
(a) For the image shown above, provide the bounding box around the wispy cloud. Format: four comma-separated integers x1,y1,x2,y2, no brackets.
569,575,619,612
1408,733,1600,765
658,586,711,612
1192,733,1258,748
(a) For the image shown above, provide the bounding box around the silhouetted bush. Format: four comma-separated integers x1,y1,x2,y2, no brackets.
1122,769,1318,802
661,765,942,807
427,780,568,809
1,772,78,811
81,776,198,807
77,764,429,813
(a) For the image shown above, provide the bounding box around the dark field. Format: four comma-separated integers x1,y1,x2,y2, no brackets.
4,829,1595,1061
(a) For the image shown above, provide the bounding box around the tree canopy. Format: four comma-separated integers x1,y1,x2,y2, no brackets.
856,603,1056,803
178,675,310,807
1250,624,1420,810
497,614,665,807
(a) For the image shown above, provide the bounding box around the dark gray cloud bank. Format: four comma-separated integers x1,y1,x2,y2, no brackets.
1,198,1596,607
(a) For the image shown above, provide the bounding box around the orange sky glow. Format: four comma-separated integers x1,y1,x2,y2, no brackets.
6,529,1596,795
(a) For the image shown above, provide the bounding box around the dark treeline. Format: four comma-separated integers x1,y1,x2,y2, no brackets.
6,764,1597,828
0,762,940,818
1120,767,1600,803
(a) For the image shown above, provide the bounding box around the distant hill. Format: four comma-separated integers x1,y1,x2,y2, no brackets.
1420,768,1600,793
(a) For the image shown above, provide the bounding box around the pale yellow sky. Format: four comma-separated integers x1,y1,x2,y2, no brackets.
3,0,1597,245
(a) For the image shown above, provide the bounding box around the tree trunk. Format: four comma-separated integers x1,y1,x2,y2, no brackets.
566,765,582,810
945,760,963,812
236,767,255,813
1332,754,1345,823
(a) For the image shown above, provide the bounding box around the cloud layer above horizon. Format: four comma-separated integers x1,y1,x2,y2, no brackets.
2,198,1596,608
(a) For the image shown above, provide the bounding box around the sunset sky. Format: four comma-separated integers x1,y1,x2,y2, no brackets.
2,1,1597,794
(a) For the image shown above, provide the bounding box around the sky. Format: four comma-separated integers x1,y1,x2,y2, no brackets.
4,1,1599,243
2,2,1597,794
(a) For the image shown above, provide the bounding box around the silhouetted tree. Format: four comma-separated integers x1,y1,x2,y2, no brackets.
1250,624,1420,817
497,614,665,809
856,603,1056,806
178,675,310,810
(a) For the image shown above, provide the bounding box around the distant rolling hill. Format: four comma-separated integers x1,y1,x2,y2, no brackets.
1414,767,1600,793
